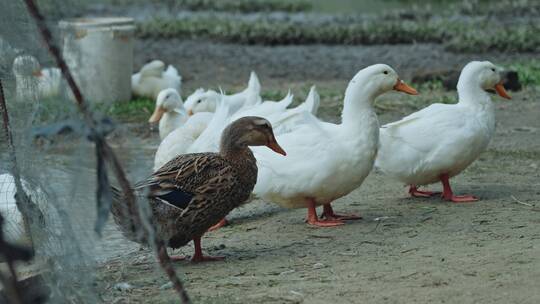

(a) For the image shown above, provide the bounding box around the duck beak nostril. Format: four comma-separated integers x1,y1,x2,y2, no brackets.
393,79,418,95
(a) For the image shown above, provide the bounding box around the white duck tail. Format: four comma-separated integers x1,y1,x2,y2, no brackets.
242,71,262,107
164,65,182,94
248,71,261,95
294,86,320,114
267,86,320,134
232,91,293,121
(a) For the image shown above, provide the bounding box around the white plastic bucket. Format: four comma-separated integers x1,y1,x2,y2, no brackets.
59,17,135,104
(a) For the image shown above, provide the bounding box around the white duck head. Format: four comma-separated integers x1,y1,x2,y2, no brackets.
184,88,220,115
457,61,511,100
346,64,418,103
341,64,417,126
148,88,186,123
12,55,42,78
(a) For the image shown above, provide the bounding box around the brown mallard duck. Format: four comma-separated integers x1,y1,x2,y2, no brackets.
112,116,286,262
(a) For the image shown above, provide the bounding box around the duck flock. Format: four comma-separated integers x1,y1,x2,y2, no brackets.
4,56,511,263
114,59,511,261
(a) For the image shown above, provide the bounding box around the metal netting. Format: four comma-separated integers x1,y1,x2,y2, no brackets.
0,1,189,302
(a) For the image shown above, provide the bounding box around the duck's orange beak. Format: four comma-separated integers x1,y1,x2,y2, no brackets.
188,109,194,116
266,136,286,156
148,106,166,123
393,79,418,95
32,70,43,77
495,81,511,99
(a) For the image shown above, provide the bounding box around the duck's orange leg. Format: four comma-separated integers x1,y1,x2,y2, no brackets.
408,185,440,198
306,200,344,227
191,236,225,263
208,218,228,232
320,203,362,221
439,173,478,203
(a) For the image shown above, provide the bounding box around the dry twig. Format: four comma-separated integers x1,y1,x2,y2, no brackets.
511,195,534,207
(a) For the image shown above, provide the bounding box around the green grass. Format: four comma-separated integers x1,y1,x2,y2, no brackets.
103,97,154,122
505,60,540,86
137,17,452,45
445,24,540,53
413,80,444,92
95,0,311,12
136,16,539,53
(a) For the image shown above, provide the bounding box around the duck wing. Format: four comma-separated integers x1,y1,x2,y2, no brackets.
380,103,463,153
136,153,234,210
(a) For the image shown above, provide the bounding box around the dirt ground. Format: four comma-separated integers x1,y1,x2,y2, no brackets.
95,44,540,302
134,39,537,91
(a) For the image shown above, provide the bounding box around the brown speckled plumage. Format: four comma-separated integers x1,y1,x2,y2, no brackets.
111,116,280,251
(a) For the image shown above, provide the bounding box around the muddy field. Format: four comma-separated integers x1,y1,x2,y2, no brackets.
95,77,540,303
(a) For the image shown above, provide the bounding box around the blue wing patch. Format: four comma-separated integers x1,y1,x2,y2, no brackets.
151,187,193,210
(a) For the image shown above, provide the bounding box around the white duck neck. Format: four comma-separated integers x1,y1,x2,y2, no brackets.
341,79,378,127
159,108,186,137
457,76,492,108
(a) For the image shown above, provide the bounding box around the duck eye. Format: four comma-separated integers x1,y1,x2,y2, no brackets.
491,68,496,72
383,71,389,75
197,100,202,104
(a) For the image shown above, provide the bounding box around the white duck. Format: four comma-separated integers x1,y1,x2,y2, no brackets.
153,112,214,171
0,173,51,243
266,86,320,134
153,95,229,171
132,60,181,100
186,88,320,154
252,64,418,227
153,87,319,176
12,55,61,101
375,61,511,202
184,71,261,115
148,88,189,140
194,89,321,231
231,91,293,121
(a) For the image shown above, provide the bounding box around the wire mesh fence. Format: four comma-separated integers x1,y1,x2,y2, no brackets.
0,1,189,302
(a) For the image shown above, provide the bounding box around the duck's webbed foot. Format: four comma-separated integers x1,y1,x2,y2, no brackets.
190,236,225,263
207,218,228,232
408,185,441,198
305,200,345,227
439,174,478,203
320,203,362,221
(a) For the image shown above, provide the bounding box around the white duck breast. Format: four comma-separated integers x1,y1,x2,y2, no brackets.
253,64,418,227
375,61,511,202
